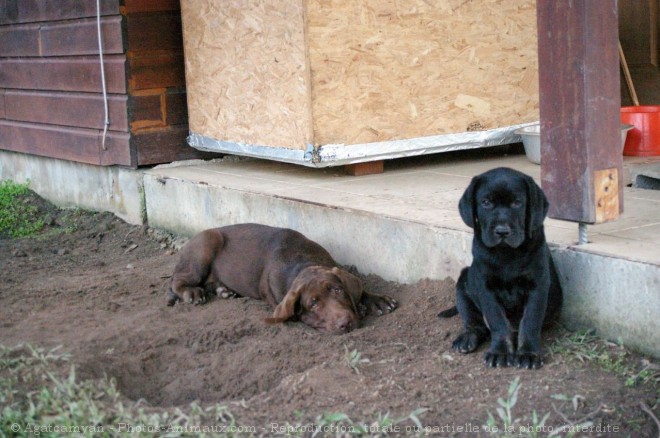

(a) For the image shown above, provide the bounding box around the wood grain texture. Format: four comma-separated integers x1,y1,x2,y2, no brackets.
538,0,623,223
306,0,539,145
180,0,313,149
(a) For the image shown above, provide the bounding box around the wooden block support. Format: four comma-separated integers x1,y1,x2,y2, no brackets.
594,168,619,223
344,161,384,176
537,0,623,224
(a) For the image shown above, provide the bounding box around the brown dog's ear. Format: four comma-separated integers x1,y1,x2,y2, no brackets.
264,283,303,325
523,175,549,238
458,176,481,228
331,267,363,308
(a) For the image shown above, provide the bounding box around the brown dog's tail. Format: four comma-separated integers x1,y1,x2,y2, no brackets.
437,306,458,318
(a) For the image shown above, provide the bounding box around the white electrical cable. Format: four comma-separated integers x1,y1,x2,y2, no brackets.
96,0,110,150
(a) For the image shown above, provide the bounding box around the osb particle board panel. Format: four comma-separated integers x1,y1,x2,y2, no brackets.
180,0,312,149
307,0,540,146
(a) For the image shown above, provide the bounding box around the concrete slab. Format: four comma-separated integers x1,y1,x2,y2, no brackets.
0,150,145,225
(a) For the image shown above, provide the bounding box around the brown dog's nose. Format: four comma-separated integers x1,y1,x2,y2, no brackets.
336,315,356,333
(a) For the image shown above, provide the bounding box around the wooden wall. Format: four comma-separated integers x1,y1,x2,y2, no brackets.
0,0,213,167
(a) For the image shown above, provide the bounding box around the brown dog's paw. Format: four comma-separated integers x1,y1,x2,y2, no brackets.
215,286,239,299
361,292,398,317
181,287,207,305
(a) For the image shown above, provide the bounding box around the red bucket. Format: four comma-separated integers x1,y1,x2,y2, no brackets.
620,106,660,156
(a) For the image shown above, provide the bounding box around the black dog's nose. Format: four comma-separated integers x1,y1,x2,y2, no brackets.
495,225,511,238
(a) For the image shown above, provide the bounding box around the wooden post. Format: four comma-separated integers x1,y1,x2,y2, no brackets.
537,0,623,224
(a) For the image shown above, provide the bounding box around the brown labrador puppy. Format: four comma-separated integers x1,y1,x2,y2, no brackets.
167,223,398,334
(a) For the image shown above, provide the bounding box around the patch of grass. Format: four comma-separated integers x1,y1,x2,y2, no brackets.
548,330,658,388
0,344,245,437
0,180,44,238
485,377,551,438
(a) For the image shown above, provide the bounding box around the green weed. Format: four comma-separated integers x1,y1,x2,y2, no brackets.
0,180,44,238
344,346,370,374
485,378,562,438
0,344,242,437
548,330,658,388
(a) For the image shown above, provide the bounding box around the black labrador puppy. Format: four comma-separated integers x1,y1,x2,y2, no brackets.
439,167,562,369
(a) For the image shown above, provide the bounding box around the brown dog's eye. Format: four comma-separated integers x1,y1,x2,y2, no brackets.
310,298,319,309
481,199,493,209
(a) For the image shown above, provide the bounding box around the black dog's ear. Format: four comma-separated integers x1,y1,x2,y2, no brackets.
524,175,549,237
458,176,481,228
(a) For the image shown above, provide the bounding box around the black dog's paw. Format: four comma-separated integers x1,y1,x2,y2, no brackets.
515,350,544,369
483,338,515,368
484,351,515,368
361,292,398,317
451,331,483,353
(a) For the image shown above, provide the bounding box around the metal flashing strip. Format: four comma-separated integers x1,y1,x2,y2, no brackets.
188,122,537,168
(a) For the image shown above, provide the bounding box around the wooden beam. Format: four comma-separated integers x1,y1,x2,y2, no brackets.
133,126,219,166
344,161,384,176
537,0,623,224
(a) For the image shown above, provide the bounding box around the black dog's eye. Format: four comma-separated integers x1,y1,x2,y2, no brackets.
511,199,523,208
481,198,493,209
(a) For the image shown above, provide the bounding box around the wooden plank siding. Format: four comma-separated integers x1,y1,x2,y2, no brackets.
0,57,127,93
0,120,131,166
0,0,119,25
2,91,129,132
0,0,212,168
0,18,124,57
